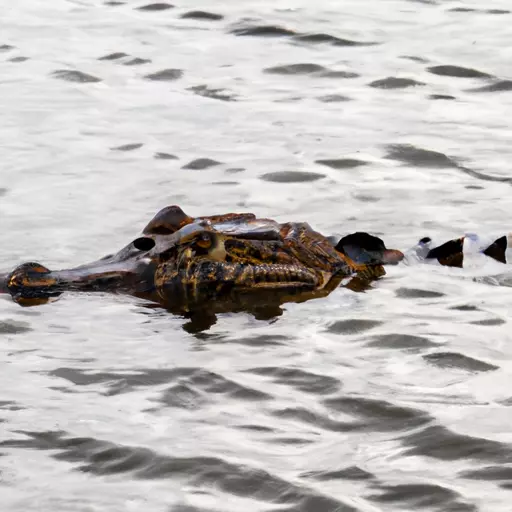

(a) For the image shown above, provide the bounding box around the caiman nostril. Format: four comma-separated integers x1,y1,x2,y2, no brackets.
133,237,156,251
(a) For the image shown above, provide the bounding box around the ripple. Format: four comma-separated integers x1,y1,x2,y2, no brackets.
427,65,492,78
368,483,477,511
260,171,325,183
470,318,505,326
135,3,174,11
317,94,351,102
181,11,224,21
52,70,101,83
402,425,512,462
323,396,432,431
400,55,430,63
395,287,445,298
302,466,375,481
461,465,512,482
230,25,296,37
246,367,340,394
188,85,237,102
294,33,376,46
326,319,383,334
48,367,208,394
230,334,288,347
9,56,29,63
264,63,358,78
156,368,271,409
366,333,438,349
469,80,512,93
154,152,178,160
0,320,32,334
110,142,144,151
182,158,222,170
0,400,23,411
0,44,14,51
0,430,355,510
124,57,151,66
144,69,183,81
369,77,425,89
429,94,456,100
315,158,367,169
423,352,499,372
98,52,128,60
385,144,459,168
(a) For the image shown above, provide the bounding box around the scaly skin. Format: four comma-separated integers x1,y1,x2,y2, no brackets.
0,206,401,320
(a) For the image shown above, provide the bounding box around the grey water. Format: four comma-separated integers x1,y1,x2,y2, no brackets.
1,0,512,510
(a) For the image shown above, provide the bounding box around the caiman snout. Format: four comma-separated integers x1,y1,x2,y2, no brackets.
0,236,159,306
0,262,60,306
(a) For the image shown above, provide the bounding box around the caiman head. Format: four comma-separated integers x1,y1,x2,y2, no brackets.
0,205,404,310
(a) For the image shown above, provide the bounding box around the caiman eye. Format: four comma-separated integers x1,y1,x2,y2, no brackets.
196,233,213,249
133,237,156,251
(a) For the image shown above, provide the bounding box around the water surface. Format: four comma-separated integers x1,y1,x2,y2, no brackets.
1,1,512,511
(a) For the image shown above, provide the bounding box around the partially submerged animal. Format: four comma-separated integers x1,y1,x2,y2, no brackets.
0,206,403,328
1,206,509,330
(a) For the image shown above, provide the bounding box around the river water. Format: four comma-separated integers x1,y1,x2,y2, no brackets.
1,1,512,511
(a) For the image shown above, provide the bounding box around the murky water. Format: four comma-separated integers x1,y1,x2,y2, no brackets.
2,0,512,510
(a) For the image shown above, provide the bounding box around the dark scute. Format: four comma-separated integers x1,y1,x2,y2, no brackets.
260,171,325,183
427,65,492,78
482,235,507,263
132,237,156,251
369,77,425,89
144,69,183,81
426,238,464,267
182,158,221,170
181,10,223,20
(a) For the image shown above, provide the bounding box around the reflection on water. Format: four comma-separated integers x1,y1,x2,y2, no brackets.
1,0,512,511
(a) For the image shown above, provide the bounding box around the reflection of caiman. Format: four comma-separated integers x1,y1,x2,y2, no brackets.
0,205,509,328
0,206,403,316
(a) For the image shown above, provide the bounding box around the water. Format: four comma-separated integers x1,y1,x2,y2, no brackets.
1,0,512,510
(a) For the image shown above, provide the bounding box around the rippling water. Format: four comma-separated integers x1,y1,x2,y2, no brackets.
2,1,512,511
